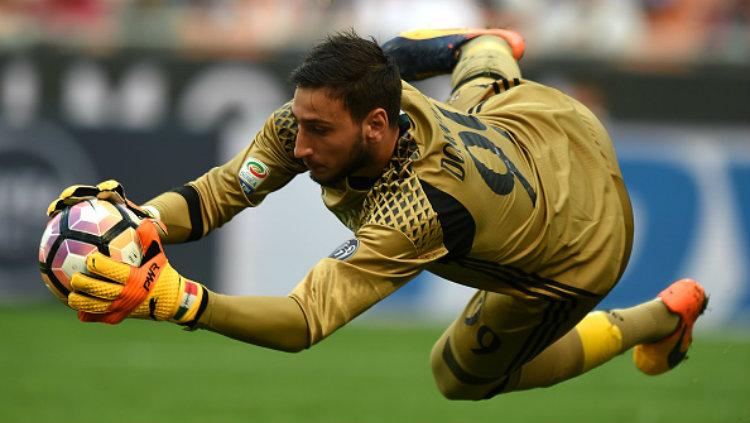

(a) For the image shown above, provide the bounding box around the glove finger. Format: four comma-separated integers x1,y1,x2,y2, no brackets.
47,198,66,217
47,197,88,217
70,272,123,300
96,179,124,194
86,253,132,284
46,183,103,216
68,292,112,314
97,180,128,205
97,191,126,204
61,184,101,199
99,193,153,221
96,180,154,221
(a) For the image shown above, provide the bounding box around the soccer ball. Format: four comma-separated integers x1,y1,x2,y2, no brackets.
38,199,143,304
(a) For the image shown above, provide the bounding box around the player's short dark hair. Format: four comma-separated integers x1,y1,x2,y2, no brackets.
290,30,402,126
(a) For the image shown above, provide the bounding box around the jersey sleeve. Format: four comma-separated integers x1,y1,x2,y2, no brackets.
289,226,433,345
146,102,306,242
289,169,450,345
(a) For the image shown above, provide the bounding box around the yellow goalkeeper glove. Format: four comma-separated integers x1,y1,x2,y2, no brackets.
47,179,156,220
67,218,209,326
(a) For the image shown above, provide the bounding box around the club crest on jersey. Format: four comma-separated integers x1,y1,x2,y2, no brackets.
239,157,269,198
329,239,359,261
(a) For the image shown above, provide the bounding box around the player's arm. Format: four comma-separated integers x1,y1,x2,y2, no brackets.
195,295,310,352
289,225,437,345
196,224,442,349
69,221,442,352
143,103,305,244
65,216,308,351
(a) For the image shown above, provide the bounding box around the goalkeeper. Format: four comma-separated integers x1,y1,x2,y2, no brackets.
51,29,707,399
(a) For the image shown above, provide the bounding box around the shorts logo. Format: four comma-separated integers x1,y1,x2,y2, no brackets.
329,239,359,261
239,157,269,198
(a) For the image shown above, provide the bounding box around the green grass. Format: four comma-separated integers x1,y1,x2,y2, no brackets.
1,303,748,423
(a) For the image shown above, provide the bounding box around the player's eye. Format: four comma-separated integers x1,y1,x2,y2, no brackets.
311,125,329,135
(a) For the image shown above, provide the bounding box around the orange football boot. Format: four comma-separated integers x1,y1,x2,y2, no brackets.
633,278,708,375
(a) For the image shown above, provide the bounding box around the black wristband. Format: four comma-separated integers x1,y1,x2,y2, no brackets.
171,185,203,242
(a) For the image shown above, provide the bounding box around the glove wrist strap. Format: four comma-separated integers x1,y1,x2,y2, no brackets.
174,281,210,329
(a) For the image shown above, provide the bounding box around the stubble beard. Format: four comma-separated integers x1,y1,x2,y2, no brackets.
311,134,372,187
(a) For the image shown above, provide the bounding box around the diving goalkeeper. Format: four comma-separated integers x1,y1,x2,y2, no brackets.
48,29,707,399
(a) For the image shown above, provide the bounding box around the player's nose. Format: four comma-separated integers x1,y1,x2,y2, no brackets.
294,134,314,159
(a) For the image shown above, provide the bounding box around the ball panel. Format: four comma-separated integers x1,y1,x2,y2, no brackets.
51,239,97,290
69,199,122,236
109,227,142,266
38,213,62,263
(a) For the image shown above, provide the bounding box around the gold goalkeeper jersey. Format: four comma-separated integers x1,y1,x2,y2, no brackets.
170,80,633,345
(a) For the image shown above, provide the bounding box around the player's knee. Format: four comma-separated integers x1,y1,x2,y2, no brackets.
430,341,463,400
433,378,484,400
431,371,491,401
429,344,488,401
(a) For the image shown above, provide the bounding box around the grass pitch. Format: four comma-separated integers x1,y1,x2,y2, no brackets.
1,303,747,423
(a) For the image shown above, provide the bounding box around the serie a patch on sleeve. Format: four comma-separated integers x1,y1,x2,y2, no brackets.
238,157,269,199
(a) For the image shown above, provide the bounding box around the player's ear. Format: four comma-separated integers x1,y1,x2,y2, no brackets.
364,108,388,140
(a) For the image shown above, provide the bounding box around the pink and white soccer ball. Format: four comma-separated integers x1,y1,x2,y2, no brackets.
38,199,143,304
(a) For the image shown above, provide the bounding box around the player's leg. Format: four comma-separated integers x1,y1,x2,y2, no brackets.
429,279,707,399
382,29,523,81
429,289,596,400
509,279,708,391
513,298,675,389
446,34,522,111
381,29,524,111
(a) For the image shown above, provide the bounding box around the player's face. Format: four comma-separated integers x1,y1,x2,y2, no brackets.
292,87,373,186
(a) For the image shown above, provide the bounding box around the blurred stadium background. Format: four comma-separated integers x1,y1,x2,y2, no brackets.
0,1,748,422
